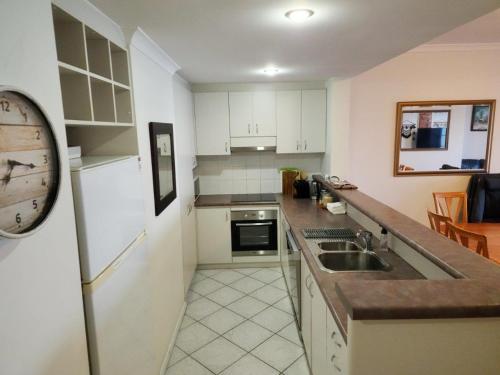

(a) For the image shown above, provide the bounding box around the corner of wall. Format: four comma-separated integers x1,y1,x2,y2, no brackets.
323,78,352,179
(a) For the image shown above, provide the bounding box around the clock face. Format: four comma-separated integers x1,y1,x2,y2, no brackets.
0,90,60,237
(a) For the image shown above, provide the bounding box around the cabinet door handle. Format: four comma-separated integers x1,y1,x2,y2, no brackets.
304,140,307,151
296,140,300,151
335,341,342,348
225,142,228,153
248,124,251,134
334,364,342,372
331,331,337,339
330,354,336,362
256,123,259,134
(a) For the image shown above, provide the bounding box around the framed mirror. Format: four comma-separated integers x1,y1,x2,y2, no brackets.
394,100,495,176
149,122,176,215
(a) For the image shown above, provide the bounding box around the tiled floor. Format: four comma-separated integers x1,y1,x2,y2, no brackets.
166,267,311,375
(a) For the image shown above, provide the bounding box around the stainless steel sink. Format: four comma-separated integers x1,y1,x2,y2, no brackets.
316,251,391,272
317,241,362,251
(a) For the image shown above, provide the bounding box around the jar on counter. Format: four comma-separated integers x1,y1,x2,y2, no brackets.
319,190,333,208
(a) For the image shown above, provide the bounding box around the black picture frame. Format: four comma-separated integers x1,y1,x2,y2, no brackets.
149,122,177,216
470,104,490,131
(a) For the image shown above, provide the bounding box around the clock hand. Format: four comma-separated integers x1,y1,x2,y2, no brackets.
8,159,36,169
1,160,36,187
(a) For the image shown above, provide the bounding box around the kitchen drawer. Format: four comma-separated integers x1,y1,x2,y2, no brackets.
327,312,347,374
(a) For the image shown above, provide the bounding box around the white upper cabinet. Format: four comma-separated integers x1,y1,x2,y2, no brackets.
229,92,253,137
277,90,302,153
229,91,276,137
301,89,327,153
194,92,231,155
276,89,326,153
253,91,276,136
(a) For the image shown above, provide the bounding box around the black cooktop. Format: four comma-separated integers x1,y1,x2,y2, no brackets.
230,194,277,203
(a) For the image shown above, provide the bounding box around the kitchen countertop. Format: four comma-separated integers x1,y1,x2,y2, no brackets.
276,194,424,341
196,190,500,342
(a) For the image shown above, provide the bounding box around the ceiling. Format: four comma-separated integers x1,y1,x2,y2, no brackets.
429,7,500,44
90,0,500,83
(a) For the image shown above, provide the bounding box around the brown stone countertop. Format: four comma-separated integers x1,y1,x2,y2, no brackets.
276,194,424,341
195,194,279,207
313,176,500,323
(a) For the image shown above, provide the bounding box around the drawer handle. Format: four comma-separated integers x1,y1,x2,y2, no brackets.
334,364,342,372
331,331,336,339
330,354,336,362
335,341,342,348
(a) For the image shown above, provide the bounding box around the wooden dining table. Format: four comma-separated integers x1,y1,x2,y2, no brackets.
456,223,500,264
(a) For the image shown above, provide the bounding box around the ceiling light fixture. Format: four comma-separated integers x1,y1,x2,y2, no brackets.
285,9,314,23
263,67,279,76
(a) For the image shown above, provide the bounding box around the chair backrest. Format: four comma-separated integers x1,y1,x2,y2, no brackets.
427,210,451,236
433,192,468,224
448,223,489,259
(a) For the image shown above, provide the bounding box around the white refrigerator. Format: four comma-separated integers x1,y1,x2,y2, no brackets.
71,156,155,375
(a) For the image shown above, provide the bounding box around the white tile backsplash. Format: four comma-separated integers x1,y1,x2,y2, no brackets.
198,152,322,195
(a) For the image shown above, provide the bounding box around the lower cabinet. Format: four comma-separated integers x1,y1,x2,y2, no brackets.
301,253,349,375
196,208,232,264
327,312,347,374
301,253,312,363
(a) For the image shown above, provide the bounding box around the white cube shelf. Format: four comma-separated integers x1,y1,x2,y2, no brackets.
52,5,133,127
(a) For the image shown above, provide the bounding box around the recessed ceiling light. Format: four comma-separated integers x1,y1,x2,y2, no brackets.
285,9,314,23
263,68,279,76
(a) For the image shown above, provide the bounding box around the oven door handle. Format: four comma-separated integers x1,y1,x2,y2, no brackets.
286,230,300,253
235,222,273,227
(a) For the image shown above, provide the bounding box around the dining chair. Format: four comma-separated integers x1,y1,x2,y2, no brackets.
427,210,451,236
433,192,468,224
448,222,489,259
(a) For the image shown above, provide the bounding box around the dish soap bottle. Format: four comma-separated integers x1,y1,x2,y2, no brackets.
379,228,389,251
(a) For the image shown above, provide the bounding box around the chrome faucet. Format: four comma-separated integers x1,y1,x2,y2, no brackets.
356,229,373,251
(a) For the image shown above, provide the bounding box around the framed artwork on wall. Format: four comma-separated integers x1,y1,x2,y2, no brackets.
471,104,490,131
149,122,176,216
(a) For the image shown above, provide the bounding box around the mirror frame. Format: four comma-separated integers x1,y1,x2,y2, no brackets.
394,100,496,177
149,122,177,216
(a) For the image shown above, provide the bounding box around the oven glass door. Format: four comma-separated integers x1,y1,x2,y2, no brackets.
231,219,277,256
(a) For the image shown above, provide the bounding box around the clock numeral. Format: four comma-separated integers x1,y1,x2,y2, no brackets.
35,130,41,140
0,100,10,112
15,213,21,224
43,154,48,164
32,200,38,210
41,178,46,186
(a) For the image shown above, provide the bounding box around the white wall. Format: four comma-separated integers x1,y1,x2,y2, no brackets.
129,30,186,372
322,79,351,179
198,152,322,194
172,74,197,294
325,46,500,224
0,1,89,374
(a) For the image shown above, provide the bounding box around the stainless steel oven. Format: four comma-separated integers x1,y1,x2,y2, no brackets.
231,210,278,256
281,217,301,327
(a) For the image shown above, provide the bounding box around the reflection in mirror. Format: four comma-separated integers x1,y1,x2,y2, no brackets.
157,134,173,199
395,101,495,176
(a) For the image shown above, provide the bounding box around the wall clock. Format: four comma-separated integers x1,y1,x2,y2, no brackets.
0,89,61,238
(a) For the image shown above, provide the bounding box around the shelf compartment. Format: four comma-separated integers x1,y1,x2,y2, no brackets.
52,5,87,70
114,86,133,124
59,66,92,121
85,27,112,79
110,42,130,86
90,77,115,122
